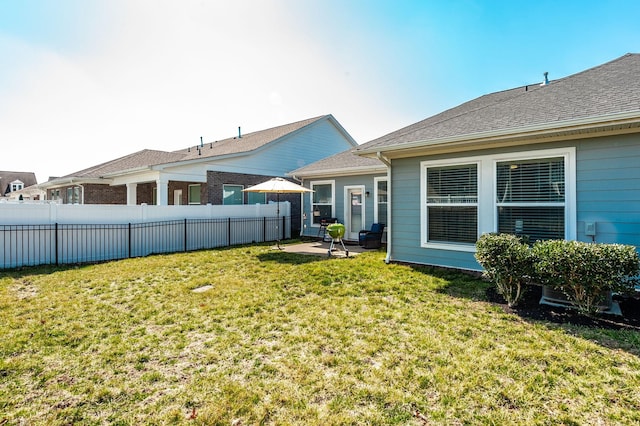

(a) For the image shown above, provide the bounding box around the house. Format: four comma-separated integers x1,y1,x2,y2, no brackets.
0,171,38,199
289,148,388,242
348,53,640,271
38,115,357,227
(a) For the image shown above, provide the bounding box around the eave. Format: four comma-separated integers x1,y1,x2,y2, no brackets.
37,177,111,189
356,111,640,159
288,165,388,180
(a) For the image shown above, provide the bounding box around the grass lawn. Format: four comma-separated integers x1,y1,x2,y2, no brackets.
1,243,640,425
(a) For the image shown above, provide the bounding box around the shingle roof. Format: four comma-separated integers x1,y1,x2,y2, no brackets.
53,116,331,180
173,115,328,160
357,53,640,153
290,148,385,177
63,150,184,179
0,171,38,195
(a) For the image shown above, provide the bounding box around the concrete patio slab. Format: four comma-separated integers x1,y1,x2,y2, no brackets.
281,240,374,257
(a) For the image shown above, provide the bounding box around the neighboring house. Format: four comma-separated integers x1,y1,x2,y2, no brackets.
5,185,47,202
38,115,357,226
289,148,388,241
0,171,38,199
350,53,640,271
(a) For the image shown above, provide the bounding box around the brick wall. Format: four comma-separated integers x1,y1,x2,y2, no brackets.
207,171,302,234
134,182,206,205
51,184,126,204
83,184,126,204
136,183,155,205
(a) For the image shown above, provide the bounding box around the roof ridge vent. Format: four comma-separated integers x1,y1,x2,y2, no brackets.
540,71,549,86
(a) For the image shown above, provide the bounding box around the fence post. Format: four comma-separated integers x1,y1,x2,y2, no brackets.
228,217,231,247
282,215,285,241
184,218,188,252
55,223,59,266
128,223,132,259
263,217,266,242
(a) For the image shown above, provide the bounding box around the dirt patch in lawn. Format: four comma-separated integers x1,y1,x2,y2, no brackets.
486,285,640,331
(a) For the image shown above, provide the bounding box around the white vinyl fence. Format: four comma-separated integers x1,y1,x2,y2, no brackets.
0,202,291,269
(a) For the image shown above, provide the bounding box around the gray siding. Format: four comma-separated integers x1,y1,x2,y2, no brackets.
390,157,482,271
576,134,640,245
389,134,640,271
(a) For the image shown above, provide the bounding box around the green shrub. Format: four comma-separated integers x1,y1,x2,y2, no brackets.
532,240,640,315
475,233,534,307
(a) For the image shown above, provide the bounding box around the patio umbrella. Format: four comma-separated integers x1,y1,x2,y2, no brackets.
242,177,313,249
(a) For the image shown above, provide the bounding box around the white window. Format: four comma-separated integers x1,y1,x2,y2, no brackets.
374,177,388,226
311,180,335,225
421,147,576,251
423,162,479,249
223,184,243,205
10,180,24,192
65,186,81,204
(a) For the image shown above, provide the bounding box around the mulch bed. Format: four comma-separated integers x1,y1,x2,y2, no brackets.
486,285,640,331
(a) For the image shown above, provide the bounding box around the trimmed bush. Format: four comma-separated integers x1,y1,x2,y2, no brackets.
475,233,534,307
532,240,640,315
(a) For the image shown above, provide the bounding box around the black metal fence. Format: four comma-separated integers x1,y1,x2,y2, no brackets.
0,215,290,270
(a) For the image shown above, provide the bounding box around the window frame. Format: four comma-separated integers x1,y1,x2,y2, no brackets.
188,184,201,205
223,184,244,205
10,180,24,192
247,191,266,205
421,159,480,252
310,180,335,227
374,176,388,226
420,147,576,252
492,150,574,241
65,186,81,204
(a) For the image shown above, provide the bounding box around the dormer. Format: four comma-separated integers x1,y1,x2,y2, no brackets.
10,180,24,192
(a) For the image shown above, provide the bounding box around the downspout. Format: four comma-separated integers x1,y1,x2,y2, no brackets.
78,184,85,205
376,152,392,264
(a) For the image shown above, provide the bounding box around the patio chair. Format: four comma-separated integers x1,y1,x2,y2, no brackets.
358,223,385,249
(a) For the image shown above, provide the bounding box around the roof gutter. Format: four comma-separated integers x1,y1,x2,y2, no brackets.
288,165,388,179
356,110,640,158
377,152,392,264
37,177,108,189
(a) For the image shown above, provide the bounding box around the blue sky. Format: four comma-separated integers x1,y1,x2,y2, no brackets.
1,0,639,183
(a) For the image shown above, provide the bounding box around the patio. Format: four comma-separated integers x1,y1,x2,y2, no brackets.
281,239,375,257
